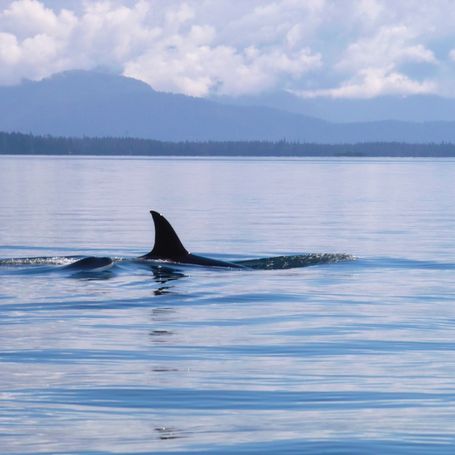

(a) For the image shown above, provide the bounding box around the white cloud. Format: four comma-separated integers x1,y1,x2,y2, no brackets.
337,25,437,74
296,68,436,99
0,32,21,65
0,0,454,97
0,0,77,83
125,40,321,97
1,0,61,37
299,23,439,98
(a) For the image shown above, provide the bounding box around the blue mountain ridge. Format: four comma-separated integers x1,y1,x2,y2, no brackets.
1,70,455,143
212,91,455,123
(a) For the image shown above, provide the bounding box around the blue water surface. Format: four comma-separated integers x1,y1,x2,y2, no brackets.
1,155,455,454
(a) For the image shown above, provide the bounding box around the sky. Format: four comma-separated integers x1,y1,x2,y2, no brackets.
1,0,455,98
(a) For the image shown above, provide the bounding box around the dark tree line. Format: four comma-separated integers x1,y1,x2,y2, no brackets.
2,131,455,157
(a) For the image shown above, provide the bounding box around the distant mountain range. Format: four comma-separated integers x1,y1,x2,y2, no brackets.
212,91,455,123
2,70,455,143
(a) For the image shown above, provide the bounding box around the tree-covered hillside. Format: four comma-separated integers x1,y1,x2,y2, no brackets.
2,131,455,157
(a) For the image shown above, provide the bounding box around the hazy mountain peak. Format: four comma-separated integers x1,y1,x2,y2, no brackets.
34,70,156,94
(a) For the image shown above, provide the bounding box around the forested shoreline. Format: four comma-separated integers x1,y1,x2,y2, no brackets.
2,131,455,157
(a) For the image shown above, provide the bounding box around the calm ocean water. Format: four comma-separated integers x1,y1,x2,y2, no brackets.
1,155,455,454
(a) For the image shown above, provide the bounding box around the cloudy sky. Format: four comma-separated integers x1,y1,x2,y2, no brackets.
1,0,455,98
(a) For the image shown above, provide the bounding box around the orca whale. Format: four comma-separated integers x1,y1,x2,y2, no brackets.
65,256,114,271
140,211,245,268
0,211,353,272
139,211,353,270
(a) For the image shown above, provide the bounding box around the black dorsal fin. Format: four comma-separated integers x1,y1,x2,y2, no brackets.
142,211,189,260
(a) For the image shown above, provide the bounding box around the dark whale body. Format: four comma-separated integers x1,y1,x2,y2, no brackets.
140,211,245,268
65,256,113,271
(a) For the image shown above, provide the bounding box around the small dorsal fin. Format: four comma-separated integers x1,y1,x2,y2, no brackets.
142,211,189,260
